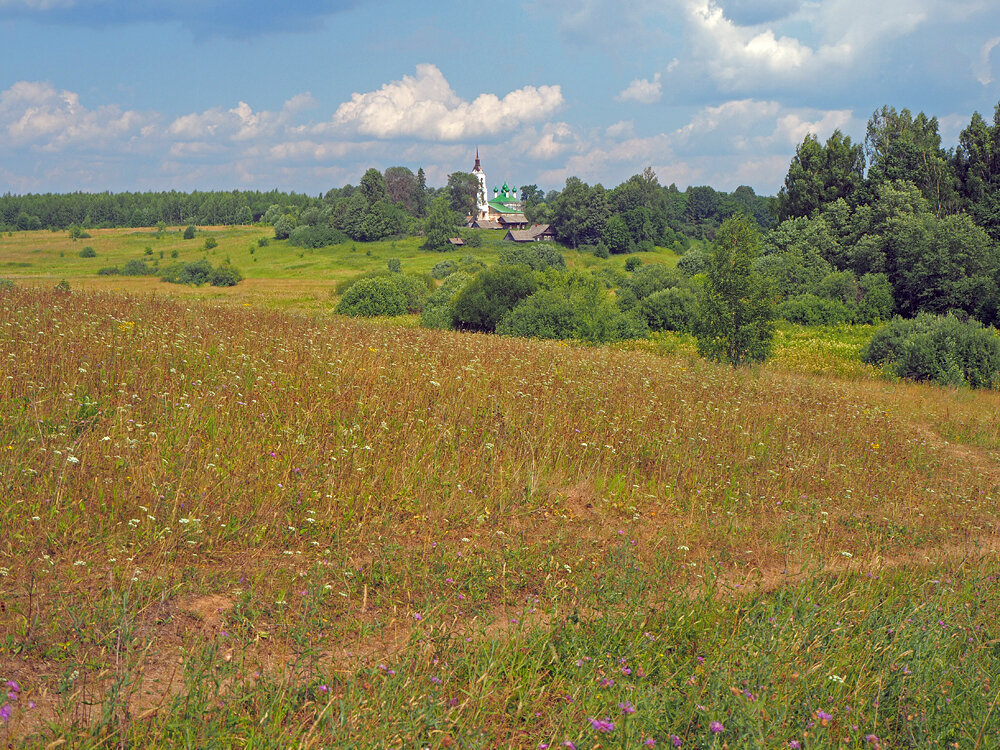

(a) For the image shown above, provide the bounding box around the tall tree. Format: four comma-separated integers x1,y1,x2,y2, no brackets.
695,214,775,367
359,168,388,205
384,166,419,214
446,171,481,217
777,130,864,220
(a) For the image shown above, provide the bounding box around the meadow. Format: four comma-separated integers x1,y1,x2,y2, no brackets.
1,229,999,748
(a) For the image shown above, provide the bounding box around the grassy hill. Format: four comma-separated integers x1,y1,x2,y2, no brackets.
1,281,999,747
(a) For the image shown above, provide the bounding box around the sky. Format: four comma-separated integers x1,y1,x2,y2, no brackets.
2,0,1000,197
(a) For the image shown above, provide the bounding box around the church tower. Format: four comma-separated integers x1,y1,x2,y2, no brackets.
472,147,489,217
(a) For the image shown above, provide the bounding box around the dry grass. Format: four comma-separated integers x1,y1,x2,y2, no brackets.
1,286,999,747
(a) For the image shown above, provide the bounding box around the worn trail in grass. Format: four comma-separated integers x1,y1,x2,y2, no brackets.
1,287,998,747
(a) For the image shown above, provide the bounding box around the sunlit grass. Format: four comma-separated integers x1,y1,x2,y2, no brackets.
1,286,998,747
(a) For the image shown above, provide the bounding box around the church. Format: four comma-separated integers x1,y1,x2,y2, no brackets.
468,149,530,230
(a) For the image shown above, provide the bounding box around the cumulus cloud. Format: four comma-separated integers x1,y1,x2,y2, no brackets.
617,73,662,104
0,0,364,37
975,36,1000,85
0,81,154,150
331,64,563,141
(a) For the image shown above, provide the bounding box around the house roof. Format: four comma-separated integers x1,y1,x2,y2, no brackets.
471,218,502,229
448,237,465,245
504,225,556,242
487,200,524,214
498,213,528,224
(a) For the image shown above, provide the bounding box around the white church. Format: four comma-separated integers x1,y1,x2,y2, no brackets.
468,149,530,230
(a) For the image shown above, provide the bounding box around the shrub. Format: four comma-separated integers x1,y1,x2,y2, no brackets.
204,237,218,250
496,289,581,340
498,244,566,272
432,260,458,280
452,266,539,332
777,293,853,326
144,246,154,256
862,313,1000,388
677,249,710,277
209,263,243,287
593,242,610,259
0,278,15,289
273,215,296,240
624,256,642,272
641,287,698,332
54,279,70,293
161,259,214,286
335,277,408,317
392,273,431,313
183,225,196,240
97,266,119,276
288,225,348,248
421,272,473,329
122,259,155,276
855,273,894,324
78,246,96,258
171,249,179,258
387,258,402,273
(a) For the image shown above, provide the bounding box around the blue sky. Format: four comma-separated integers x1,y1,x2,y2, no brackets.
2,0,999,196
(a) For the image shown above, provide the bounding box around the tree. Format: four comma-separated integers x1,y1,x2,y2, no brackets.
601,213,631,254
183,225,196,240
452,266,538,332
446,171,481,216
415,167,429,217
384,166,419,214
694,214,775,367
777,130,864,220
359,168,388,205
549,177,590,248
422,195,458,251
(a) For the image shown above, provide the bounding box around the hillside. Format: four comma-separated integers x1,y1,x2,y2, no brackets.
1,286,999,746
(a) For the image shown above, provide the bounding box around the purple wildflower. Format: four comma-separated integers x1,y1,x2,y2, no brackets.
0,704,10,723
4,682,18,693
318,684,329,693
563,743,577,750
644,739,656,747
709,721,724,733
671,735,682,747
589,717,615,733
599,677,614,688
789,742,801,749
816,710,833,724
619,700,636,715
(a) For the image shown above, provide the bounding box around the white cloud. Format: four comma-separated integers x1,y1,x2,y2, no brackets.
975,36,1000,85
168,94,314,142
617,73,662,104
0,81,153,150
331,63,563,141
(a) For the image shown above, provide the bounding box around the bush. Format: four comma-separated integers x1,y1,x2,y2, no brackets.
387,258,401,273
97,266,119,276
288,225,348,248
624,256,642,272
0,278,15,290
496,289,581,340
498,244,566,272
335,277,408,317
122,259,155,276
593,242,610,259
54,279,70,293
273,215,296,240
431,260,458,280
204,237,218,250
183,225,196,240
161,259,215,286
452,266,539,332
209,263,243,287
392,273,431,313
257,237,270,247
777,293,853,326
862,313,1000,388
421,272,473,329
677,249,710,277
79,246,96,258
855,273,894,324
641,287,698,332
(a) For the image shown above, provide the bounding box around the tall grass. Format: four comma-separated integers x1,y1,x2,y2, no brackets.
1,286,998,747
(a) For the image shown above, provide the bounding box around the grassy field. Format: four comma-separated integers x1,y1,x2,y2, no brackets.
1,230,999,748
0,225,684,311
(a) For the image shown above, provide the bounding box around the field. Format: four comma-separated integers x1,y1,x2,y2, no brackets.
1,229,1000,748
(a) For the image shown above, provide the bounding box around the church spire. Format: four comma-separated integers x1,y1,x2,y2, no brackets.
474,147,481,171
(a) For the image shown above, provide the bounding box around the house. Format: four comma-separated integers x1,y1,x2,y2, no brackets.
503,224,557,243
497,213,529,230
468,149,527,226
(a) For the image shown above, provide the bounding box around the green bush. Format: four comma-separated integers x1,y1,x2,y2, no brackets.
288,225,348,248
855,273,894,324
257,237,269,247
387,258,402,273
624,256,642,272
160,259,215,286
777,293,853,326
420,272,474,329
97,266,119,276
452,266,539,332
273,215,295,240
122,259,156,276
209,263,243,287
593,243,610,259
677,249,710,277
497,244,566,272
78,246,96,258
204,237,218,250
862,313,1000,388
496,289,581,340
431,260,458,280
335,277,408,318
640,287,698,332
183,225,196,240
0,278,15,290
54,279,70,293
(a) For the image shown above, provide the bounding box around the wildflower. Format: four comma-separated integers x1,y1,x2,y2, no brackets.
318,685,329,693
671,735,682,747
431,676,442,685
0,704,10,722
599,677,614,688
619,701,636,715
789,742,801,749
709,721,724,733
563,743,577,750
588,717,615,732
644,739,656,747
816,710,832,726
